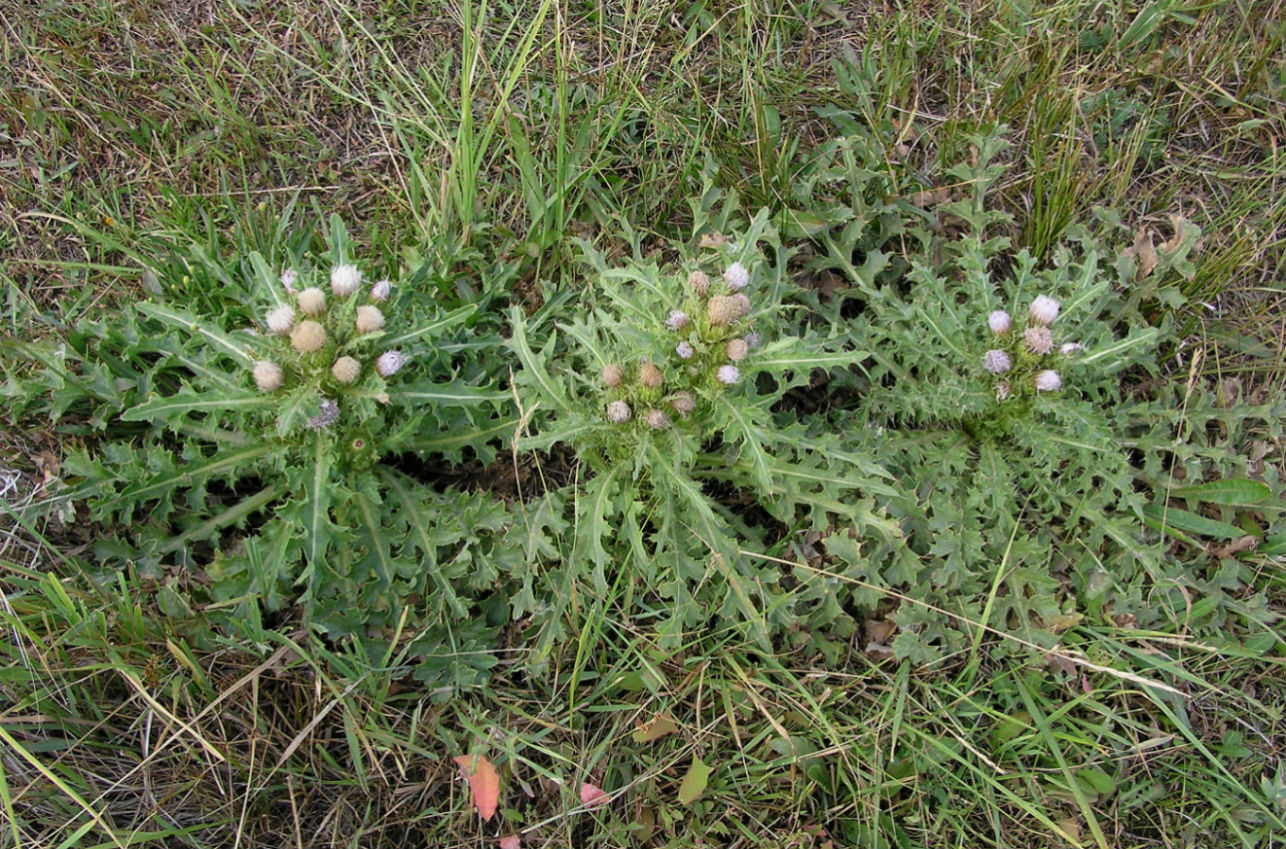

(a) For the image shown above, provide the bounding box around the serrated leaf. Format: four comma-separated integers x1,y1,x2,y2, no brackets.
1142,503,1244,540
677,756,712,805
1168,479,1272,506
122,388,276,424
136,303,257,366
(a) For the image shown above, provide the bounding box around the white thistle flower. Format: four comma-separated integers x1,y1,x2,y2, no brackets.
1035,370,1062,392
723,262,750,291
676,341,694,360
355,305,384,334
290,320,327,354
725,338,749,362
645,409,670,429
331,264,362,296
370,279,391,302
253,360,284,391
606,400,631,423
666,310,690,331
983,349,1012,374
717,364,740,385
1029,295,1060,326
375,351,406,377
297,287,326,316
265,305,295,335
1024,326,1054,355
988,310,1011,335
280,268,298,294
1060,342,1082,355
331,356,361,383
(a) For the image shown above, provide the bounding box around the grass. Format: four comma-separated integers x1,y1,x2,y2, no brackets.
2,0,1285,847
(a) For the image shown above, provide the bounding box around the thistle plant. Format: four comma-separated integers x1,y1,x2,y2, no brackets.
9,218,513,686
509,211,894,654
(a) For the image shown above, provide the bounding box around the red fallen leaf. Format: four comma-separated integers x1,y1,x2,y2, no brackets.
580,782,611,807
498,835,521,849
454,754,500,821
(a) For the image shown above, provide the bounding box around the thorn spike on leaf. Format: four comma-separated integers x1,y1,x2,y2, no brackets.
580,782,611,808
454,754,500,821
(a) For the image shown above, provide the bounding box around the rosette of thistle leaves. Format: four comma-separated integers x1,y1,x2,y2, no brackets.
508,211,895,653
11,217,511,675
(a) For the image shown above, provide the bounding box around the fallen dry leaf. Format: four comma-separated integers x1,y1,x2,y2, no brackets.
1158,213,1197,254
454,753,500,821
1210,535,1260,559
632,714,679,743
580,782,611,807
1121,226,1158,281
498,835,521,849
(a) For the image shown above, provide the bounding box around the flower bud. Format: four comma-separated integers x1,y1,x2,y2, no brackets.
601,364,624,387
707,295,740,326
297,287,326,316
638,361,665,389
687,270,710,295
1034,370,1062,392
646,409,670,429
331,264,362,296
266,305,295,335
253,360,284,391
988,310,1011,335
671,392,696,415
355,305,385,334
995,381,1011,401
666,310,690,331
331,356,361,383
290,320,327,353
723,262,749,291
983,349,1012,374
717,364,740,385
370,279,391,302
1029,295,1060,326
375,350,407,377
744,332,762,349
1024,326,1054,355
725,338,749,362
280,268,298,294
676,341,694,360
606,400,631,423
1060,342,1082,355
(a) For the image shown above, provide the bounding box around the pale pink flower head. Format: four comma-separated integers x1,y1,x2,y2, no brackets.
253,360,284,391
666,310,690,331
297,287,326,316
1060,342,1082,355
1034,370,1062,392
645,409,670,430
375,351,407,377
355,305,385,334
988,310,1011,335
725,338,749,362
1024,326,1054,355
1029,295,1060,326
370,279,392,302
266,304,295,335
280,268,298,294
606,400,631,423
983,349,1012,374
670,392,696,415
330,264,362,297
717,364,740,385
676,341,694,360
723,262,750,291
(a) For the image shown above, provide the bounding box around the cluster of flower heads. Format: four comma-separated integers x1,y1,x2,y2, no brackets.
982,295,1079,400
251,265,408,421
601,261,759,429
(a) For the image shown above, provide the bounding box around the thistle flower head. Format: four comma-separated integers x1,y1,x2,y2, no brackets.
266,304,295,335
331,264,362,297
671,392,695,415
375,350,407,377
707,295,741,326
676,341,694,360
687,270,710,296
253,360,284,391
725,338,749,362
1034,370,1062,392
666,310,690,331
370,279,391,302
1024,326,1054,355
744,331,762,349
731,293,751,318
602,364,624,388
606,400,632,423
988,310,1012,335
355,305,385,335
331,356,361,384
306,398,340,429
1029,295,1060,326
638,361,665,389
291,320,327,354
645,409,670,430
983,349,1012,374
1060,342,1083,355
297,287,326,316
723,262,750,291
717,364,740,385
280,268,298,294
